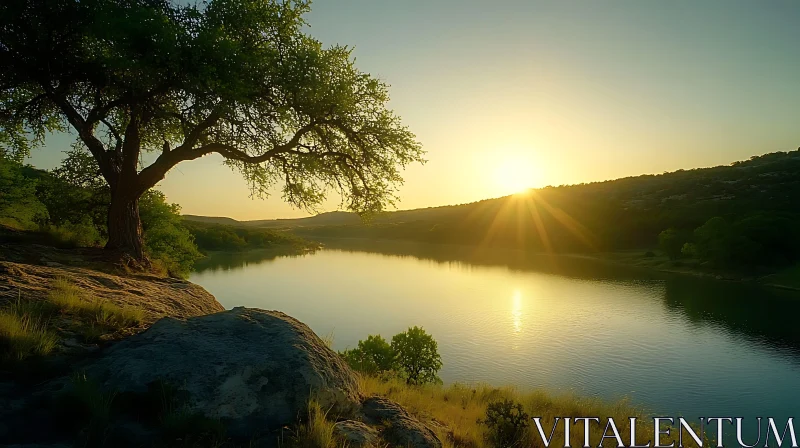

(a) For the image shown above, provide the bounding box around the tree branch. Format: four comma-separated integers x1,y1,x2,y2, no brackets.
100,117,123,153
136,118,319,194
45,89,117,186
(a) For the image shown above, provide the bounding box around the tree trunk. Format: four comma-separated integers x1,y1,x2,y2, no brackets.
106,190,146,262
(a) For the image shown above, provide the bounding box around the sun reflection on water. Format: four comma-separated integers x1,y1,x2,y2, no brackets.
512,289,523,334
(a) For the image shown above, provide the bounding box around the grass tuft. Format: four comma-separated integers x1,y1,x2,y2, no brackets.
48,277,144,339
320,330,336,349
0,299,59,361
284,401,342,448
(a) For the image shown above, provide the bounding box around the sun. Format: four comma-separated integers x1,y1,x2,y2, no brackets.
494,157,534,195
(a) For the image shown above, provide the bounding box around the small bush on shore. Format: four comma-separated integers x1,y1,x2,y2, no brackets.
43,219,105,248
340,334,396,375
341,327,443,385
480,399,530,448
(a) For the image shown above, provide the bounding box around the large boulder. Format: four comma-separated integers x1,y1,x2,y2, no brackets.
82,307,361,439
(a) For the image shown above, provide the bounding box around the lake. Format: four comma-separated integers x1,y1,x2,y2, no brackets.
190,239,800,441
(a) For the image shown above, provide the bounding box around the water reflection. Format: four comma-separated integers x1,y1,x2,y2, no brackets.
194,239,800,361
193,248,313,274
511,289,523,334
314,238,664,281
190,240,800,443
662,277,800,357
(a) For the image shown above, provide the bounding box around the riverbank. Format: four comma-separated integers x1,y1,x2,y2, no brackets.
301,235,800,291
570,250,800,291
0,237,707,447
358,375,679,448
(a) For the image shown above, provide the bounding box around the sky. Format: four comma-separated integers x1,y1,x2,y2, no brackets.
28,0,800,220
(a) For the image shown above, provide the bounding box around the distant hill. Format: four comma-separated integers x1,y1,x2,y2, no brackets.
187,149,800,234
182,215,244,226
185,149,800,270
183,211,362,228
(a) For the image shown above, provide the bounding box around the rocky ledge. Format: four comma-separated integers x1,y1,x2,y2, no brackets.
0,258,224,323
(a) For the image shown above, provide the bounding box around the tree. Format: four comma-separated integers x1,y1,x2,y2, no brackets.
658,228,690,260
391,326,442,385
340,334,396,375
0,0,423,262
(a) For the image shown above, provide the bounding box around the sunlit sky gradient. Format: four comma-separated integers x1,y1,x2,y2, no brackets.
28,0,800,220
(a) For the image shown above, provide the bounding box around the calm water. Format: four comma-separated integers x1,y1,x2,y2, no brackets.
191,240,800,440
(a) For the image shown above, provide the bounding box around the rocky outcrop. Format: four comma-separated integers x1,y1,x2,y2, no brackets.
362,397,443,448
0,260,223,322
80,307,361,439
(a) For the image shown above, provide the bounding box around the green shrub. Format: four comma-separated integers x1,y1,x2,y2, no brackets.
658,228,691,260
0,154,48,229
391,326,443,385
340,334,396,374
139,191,203,278
44,218,105,248
681,242,697,258
343,327,443,385
480,399,530,448
185,221,313,253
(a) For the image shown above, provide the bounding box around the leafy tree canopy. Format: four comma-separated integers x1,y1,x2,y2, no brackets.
340,334,396,375
0,0,423,259
391,326,443,385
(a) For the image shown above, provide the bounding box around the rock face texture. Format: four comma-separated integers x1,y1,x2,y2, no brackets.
333,420,380,447
82,307,361,439
0,259,223,322
362,397,443,448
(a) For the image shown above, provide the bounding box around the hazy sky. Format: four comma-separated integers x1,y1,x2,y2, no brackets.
28,0,800,220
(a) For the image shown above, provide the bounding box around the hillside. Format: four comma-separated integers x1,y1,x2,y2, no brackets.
185,150,800,273
184,211,363,229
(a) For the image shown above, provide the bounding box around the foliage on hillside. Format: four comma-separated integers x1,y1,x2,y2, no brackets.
291,150,800,273
1,151,312,276
184,221,315,253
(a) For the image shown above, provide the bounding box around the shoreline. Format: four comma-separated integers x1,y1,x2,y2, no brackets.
298,235,800,292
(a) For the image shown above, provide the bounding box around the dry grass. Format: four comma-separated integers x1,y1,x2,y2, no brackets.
49,277,144,333
1,277,147,361
285,401,342,448
0,299,59,360
284,400,389,448
359,375,704,448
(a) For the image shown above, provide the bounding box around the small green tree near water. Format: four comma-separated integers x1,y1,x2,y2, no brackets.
341,327,443,385
392,326,443,385
0,0,423,264
340,334,395,375
658,228,691,260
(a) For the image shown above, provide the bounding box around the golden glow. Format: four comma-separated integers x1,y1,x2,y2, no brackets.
511,289,523,334
494,157,534,196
